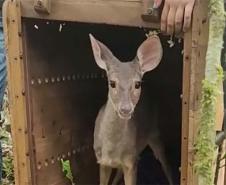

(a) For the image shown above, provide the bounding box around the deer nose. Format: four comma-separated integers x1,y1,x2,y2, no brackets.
119,106,132,115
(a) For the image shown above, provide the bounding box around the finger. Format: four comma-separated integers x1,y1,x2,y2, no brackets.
161,3,170,33
167,7,176,35
183,3,194,32
153,0,162,8
175,6,185,34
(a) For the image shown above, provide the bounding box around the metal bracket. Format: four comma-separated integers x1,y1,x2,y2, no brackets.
141,0,163,23
34,0,51,14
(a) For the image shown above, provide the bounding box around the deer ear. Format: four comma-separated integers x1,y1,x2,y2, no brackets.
137,35,163,74
89,34,115,71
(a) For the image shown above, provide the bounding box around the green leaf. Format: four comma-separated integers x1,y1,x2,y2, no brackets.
61,159,74,184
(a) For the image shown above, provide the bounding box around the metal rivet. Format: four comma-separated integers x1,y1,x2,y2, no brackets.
68,152,71,157
72,149,76,154
45,78,49,83
57,77,60,82
67,75,71,81
37,162,42,170
62,76,66,81
44,160,48,167
57,156,61,161
38,78,42,84
51,77,55,83
72,75,76,80
31,80,35,85
51,159,55,164
90,73,94,79
62,154,66,159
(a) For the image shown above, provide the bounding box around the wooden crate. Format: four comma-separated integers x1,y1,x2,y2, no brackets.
2,0,225,185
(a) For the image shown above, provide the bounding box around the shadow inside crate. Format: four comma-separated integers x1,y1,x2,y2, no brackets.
23,18,182,185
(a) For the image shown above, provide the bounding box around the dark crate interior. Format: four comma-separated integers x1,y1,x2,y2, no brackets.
22,18,183,185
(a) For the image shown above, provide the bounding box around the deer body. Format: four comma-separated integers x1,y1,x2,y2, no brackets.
94,93,158,168
90,34,173,185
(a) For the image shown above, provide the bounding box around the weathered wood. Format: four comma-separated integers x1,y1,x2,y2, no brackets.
215,82,224,131
186,0,209,184
181,29,192,185
34,0,51,14
2,0,32,185
21,0,160,28
216,141,225,185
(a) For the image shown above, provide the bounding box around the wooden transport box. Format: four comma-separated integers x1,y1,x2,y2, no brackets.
2,0,225,185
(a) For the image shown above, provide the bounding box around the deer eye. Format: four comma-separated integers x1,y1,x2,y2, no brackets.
109,80,116,88
135,81,141,89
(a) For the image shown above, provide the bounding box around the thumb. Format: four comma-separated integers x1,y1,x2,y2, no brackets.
153,0,163,8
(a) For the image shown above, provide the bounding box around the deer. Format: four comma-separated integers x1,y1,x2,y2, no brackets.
89,34,173,185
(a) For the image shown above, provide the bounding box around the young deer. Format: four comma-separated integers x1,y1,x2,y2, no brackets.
90,34,173,185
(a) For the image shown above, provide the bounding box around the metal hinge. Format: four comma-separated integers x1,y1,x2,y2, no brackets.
34,0,51,14
141,0,163,23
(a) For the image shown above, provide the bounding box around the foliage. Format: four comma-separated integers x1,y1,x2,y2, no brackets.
194,0,225,185
61,159,75,185
0,88,14,185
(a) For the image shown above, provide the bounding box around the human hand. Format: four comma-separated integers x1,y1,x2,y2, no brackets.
154,0,196,34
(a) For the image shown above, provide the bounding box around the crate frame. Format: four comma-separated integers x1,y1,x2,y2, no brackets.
2,0,225,185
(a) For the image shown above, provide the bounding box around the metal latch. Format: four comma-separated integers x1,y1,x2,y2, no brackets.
34,0,51,14
141,0,163,23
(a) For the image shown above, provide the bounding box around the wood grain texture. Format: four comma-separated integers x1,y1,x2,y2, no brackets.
2,0,32,185
20,0,160,28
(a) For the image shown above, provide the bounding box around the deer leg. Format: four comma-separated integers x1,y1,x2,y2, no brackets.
100,165,112,185
122,163,137,185
112,169,123,185
149,139,174,185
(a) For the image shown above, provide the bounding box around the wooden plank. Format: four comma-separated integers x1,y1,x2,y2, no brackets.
215,82,224,131
187,0,209,184
181,28,192,185
20,0,160,28
216,141,225,185
2,0,32,185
